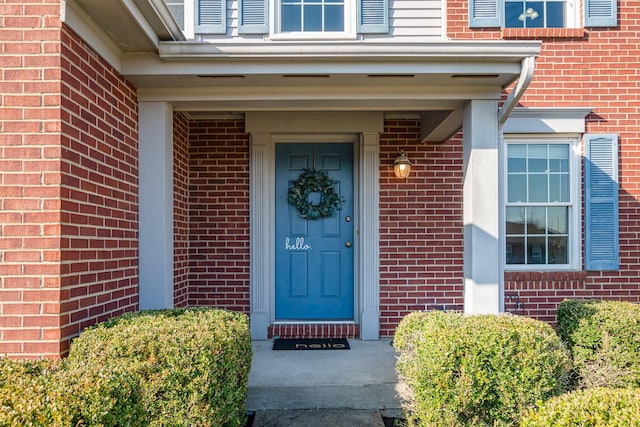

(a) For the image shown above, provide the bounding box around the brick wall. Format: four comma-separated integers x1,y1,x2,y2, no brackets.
0,0,139,357
58,26,139,354
0,0,64,358
379,118,464,335
448,0,640,321
174,112,190,307
187,119,250,313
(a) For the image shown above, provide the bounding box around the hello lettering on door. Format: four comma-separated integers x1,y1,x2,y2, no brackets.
285,237,312,250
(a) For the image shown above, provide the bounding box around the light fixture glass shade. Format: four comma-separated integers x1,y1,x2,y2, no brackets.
394,150,412,178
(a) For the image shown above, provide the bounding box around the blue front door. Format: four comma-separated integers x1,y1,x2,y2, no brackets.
275,143,354,320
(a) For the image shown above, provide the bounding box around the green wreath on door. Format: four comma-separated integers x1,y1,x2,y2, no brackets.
287,169,343,219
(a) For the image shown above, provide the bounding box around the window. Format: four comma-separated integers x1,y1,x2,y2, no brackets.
505,140,580,269
281,0,345,32
505,0,565,28
193,0,387,36
469,0,617,28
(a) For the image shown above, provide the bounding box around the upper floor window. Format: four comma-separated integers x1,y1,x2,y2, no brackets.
469,0,617,29
505,0,567,28
281,0,346,33
190,0,388,36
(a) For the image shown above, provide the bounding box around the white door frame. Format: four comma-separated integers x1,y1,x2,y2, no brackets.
246,112,383,340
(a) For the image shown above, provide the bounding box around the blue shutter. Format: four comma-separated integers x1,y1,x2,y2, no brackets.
584,0,617,27
585,134,619,271
239,0,268,34
469,0,502,28
195,0,226,34
358,0,388,33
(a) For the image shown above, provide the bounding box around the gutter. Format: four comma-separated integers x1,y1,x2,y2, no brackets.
134,0,186,42
498,56,536,126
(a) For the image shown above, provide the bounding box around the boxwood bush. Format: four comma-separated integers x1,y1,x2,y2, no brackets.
394,311,572,426
66,308,252,427
0,357,144,427
521,387,640,426
1,308,252,427
556,299,640,388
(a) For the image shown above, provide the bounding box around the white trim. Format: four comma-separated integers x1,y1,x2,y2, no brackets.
183,0,196,39
246,112,383,340
502,136,582,272
503,107,592,134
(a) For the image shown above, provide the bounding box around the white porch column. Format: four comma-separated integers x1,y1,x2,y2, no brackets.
249,132,274,340
359,132,380,340
463,100,501,314
139,102,174,309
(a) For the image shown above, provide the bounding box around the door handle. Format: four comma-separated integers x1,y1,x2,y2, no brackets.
345,241,352,248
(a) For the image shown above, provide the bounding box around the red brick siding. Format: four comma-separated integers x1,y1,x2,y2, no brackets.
0,0,64,358
379,119,465,335
448,0,640,321
187,119,250,313
173,112,190,307
58,26,139,354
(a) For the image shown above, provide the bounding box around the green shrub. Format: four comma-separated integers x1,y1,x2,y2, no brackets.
521,387,640,426
0,357,143,427
394,311,572,427
557,299,640,388
66,308,252,427
0,358,66,426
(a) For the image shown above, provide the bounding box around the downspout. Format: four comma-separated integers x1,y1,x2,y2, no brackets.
496,56,536,312
498,56,536,126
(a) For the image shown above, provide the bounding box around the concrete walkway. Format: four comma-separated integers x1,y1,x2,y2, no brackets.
246,339,405,426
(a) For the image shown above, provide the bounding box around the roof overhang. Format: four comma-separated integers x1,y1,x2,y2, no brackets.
63,1,541,142
63,0,184,53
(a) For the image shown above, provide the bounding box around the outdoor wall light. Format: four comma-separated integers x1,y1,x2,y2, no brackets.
393,150,412,178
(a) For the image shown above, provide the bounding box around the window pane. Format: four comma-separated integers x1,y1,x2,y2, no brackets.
506,207,526,234
527,145,547,172
549,174,569,202
528,236,546,264
508,145,526,172
547,207,568,234
527,207,546,234
528,174,548,202
524,2,544,28
325,5,344,31
548,144,569,172
546,1,564,27
548,236,568,264
506,236,525,264
508,174,526,202
282,5,301,31
304,4,322,31
505,1,525,28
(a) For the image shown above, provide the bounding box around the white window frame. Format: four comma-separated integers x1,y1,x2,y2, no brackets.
269,0,356,40
183,0,195,39
502,135,582,271
504,0,580,28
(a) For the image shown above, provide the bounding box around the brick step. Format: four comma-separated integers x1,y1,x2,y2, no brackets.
268,323,360,339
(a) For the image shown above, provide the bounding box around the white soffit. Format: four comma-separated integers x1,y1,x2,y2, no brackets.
503,107,593,134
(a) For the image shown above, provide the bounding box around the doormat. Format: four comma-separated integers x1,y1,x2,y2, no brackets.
272,338,350,350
